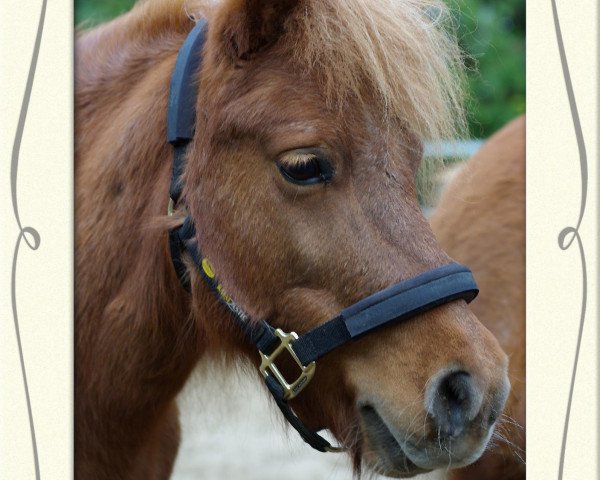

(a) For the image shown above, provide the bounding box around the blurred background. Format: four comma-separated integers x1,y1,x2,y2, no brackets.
75,0,525,139
74,1,524,479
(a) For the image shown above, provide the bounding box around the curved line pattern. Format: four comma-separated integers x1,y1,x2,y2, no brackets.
550,1,589,479
10,0,48,478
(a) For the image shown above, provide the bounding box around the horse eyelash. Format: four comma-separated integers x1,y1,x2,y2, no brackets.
279,152,318,166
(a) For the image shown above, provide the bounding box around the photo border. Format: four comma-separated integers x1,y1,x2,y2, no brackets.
1,0,597,478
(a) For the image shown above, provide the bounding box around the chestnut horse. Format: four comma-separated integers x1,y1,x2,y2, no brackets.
75,0,510,478
431,116,526,480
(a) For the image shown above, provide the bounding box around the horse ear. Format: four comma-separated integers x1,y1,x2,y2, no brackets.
217,0,299,60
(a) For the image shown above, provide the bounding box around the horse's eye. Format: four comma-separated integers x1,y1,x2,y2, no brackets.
277,150,333,186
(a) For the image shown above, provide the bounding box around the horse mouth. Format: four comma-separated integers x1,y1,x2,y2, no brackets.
358,404,431,478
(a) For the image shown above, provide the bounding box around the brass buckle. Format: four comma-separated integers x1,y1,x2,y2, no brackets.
259,329,316,400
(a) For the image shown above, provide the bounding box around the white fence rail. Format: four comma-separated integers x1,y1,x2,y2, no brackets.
424,139,484,159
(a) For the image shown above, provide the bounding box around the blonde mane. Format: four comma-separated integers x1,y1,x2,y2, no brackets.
297,0,466,143
125,0,466,145
191,0,465,143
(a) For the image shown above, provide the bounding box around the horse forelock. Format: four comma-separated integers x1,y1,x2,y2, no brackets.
120,0,467,143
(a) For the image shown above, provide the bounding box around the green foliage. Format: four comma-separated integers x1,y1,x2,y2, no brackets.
75,0,135,27
75,0,524,138
452,0,525,137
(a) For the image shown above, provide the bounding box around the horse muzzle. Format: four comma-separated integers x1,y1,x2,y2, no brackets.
358,368,510,476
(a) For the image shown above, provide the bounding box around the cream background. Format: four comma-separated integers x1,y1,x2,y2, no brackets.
0,0,597,479
527,0,598,478
1,1,73,479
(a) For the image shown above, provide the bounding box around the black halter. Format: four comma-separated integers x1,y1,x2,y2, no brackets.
167,20,479,453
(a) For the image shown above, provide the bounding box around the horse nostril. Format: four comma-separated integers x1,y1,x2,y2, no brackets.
427,371,481,439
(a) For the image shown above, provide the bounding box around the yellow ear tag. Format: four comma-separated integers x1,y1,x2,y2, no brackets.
201,258,215,279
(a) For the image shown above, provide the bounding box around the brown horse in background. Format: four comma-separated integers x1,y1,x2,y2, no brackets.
431,116,526,480
75,0,511,478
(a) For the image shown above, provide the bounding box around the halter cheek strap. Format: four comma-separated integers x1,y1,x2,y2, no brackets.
166,20,479,453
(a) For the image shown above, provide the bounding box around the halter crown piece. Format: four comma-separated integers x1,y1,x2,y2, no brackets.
167,20,479,453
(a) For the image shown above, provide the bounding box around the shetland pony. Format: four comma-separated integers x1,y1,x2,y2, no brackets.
75,1,510,478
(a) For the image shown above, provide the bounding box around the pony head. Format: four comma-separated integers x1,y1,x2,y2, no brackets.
169,0,510,475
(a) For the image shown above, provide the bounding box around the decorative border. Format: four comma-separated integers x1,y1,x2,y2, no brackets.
9,1,47,479
2,0,72,478
551,1,589,478
0,1,598,479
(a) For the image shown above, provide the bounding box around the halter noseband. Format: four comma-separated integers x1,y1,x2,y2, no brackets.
166,20,479,453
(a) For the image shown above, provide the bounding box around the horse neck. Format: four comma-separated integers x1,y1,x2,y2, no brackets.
76,0,257,403
75,3,210,417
